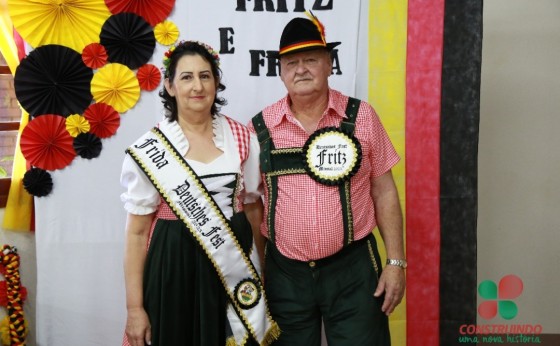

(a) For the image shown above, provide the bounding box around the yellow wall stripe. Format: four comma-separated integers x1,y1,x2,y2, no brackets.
369,1,408,345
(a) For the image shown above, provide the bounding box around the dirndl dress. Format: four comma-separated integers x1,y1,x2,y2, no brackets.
140,201,256,346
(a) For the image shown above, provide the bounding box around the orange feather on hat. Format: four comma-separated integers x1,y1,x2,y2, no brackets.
305,11,327,45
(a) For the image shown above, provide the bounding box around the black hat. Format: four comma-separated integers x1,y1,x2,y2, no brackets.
278,11,341,56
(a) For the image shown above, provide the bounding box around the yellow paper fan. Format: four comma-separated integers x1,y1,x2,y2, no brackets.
91,63,140,113
154,20,180,46
66,114,91,137
8,0,112,53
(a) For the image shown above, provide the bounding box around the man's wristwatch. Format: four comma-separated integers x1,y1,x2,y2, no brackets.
386,258,407,269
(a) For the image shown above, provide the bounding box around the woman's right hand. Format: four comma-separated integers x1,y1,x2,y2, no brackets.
125,307,152,346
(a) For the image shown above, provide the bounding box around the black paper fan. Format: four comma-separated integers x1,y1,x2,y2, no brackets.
14,44,94,117
23,167,54,197
73,132,103,159
100,13,156,70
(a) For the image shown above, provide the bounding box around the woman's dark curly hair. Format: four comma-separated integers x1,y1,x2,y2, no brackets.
159,41,227,121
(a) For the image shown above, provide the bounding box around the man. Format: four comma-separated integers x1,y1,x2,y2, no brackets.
248,12,406,345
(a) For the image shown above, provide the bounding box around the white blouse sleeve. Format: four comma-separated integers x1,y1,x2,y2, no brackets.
120,154,160,215
242,132,263,204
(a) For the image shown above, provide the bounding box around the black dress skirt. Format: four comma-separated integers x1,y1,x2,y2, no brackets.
143,211,257,346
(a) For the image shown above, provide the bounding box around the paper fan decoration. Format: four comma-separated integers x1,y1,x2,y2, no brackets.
66,114,91,137
137,64,161,91
104,0,175,27
22,167,53,197
83,103,120,138
14,44,94,117
20,114,77,171
74,133,103,159
82,43,108,69
100,13,156,70
91,63,140,113
8,0,111,53
154,20,179,45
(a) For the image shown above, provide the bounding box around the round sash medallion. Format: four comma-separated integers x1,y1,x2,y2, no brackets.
234,278,261,310
302,127,362,186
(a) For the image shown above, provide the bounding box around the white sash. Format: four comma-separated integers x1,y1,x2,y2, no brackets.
126,126,279,346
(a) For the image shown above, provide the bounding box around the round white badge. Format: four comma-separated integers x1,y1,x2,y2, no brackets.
303,127,362,186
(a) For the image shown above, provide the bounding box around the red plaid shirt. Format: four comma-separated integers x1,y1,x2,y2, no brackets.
249,89,400,261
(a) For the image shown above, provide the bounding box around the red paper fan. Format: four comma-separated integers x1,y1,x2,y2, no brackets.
137,64,161,91
83,103,120,138
20,114,77,171
82,43,108,69
104,0,175,27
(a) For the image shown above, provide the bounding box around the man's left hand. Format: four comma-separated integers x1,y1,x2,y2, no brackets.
373,265,406,316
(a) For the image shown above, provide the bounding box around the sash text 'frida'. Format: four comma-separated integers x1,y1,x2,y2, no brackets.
134,138,225,249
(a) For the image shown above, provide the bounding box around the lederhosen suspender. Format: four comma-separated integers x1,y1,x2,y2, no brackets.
252,97,361,247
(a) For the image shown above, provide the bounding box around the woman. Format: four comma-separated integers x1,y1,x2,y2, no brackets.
120,41,277,346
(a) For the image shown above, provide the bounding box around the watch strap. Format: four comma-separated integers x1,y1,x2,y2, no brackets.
386,258,407,269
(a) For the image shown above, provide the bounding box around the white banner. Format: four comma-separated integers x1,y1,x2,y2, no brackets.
168,0,362,123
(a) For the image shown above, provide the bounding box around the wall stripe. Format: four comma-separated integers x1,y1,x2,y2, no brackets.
439,1,483,344
369,1,408,345
405,0,445,345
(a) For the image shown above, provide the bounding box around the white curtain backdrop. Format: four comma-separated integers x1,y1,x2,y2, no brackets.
34,1,369,344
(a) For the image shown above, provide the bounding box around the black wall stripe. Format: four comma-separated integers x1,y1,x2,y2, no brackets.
439,1,483,345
